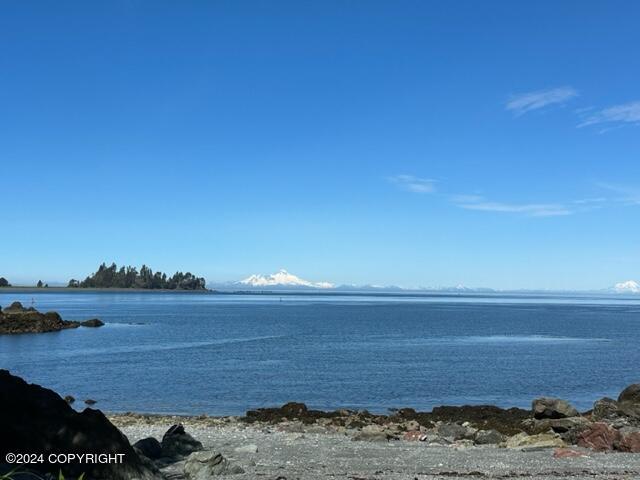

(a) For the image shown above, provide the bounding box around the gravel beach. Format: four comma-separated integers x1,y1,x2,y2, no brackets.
111,415,640,480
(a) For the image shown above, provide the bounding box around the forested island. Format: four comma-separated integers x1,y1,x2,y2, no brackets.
67,263,207,290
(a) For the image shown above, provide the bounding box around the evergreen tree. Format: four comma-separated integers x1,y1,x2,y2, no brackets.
71,263,206,290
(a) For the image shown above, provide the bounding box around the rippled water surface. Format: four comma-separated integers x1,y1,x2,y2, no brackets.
1,291,639,414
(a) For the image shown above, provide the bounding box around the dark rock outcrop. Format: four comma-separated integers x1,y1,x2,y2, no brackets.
280,401,308,417
0,370,160,479
245,402,530,435
245,402,341,424
3,301,33,312
426,405,530,435
161,424,203,458
0,302,104,335
619,384,640,405
133,437,163,460
81,318,105,328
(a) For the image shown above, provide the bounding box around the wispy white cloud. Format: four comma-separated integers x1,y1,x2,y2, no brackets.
596,182,640,205
571,197,607,205
577,101,640,129
388,175,436,194
390,176,640,218
452,195,573,217
506,86,578,116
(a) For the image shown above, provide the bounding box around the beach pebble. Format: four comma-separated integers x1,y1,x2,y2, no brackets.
234,443,258,454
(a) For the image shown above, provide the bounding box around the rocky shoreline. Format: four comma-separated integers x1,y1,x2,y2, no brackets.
109,385,640,455
106,385,640,478
2,369,640,480
0,301,104,334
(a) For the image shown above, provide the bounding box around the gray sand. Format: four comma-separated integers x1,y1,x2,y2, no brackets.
115,420,640,479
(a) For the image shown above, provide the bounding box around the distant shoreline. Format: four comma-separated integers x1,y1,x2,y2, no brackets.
0,286,214,294
1,286,640,303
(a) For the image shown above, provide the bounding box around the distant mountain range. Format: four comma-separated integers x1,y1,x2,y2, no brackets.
213,270,502,293
238,269,334,289
210,270,640,295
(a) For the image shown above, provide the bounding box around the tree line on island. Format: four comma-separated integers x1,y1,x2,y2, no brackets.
67,263,207,290
0,277,49,288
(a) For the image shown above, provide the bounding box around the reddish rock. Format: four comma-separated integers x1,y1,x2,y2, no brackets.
577,422,621,452
403,430,423,441
618,431,640,453
553,448,588,458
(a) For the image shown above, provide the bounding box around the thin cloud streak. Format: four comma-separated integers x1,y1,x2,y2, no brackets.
506,86,578,116
596,182,640,205
390,176,640,218
388,175,436,193
578,101,640,129
452,196,573,217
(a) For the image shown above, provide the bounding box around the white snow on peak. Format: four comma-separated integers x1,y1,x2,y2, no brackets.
613,280,640,294
239,269,334,289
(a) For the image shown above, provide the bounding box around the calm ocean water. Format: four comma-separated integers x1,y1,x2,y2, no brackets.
1,291,639,415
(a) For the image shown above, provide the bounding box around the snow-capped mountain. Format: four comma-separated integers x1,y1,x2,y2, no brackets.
239,269,334,289
613,280,640,294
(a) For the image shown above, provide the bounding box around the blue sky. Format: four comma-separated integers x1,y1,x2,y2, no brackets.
1,1,639,289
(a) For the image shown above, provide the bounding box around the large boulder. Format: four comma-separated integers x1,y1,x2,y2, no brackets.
161,424,203,458
0,370,160,480
504,432,565,451
184,450,244,478
592,396,640,427
133,437,163,460
592,397,620,422
577,422,621,452
437,422,474,441
619,384,640,405
533,417,592,444
474,429,505,445
618,430,640,453
532,397,579,419
537,417,592,433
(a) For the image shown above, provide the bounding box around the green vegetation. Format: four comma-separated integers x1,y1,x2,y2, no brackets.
68,263,206,290
0,277,11,287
